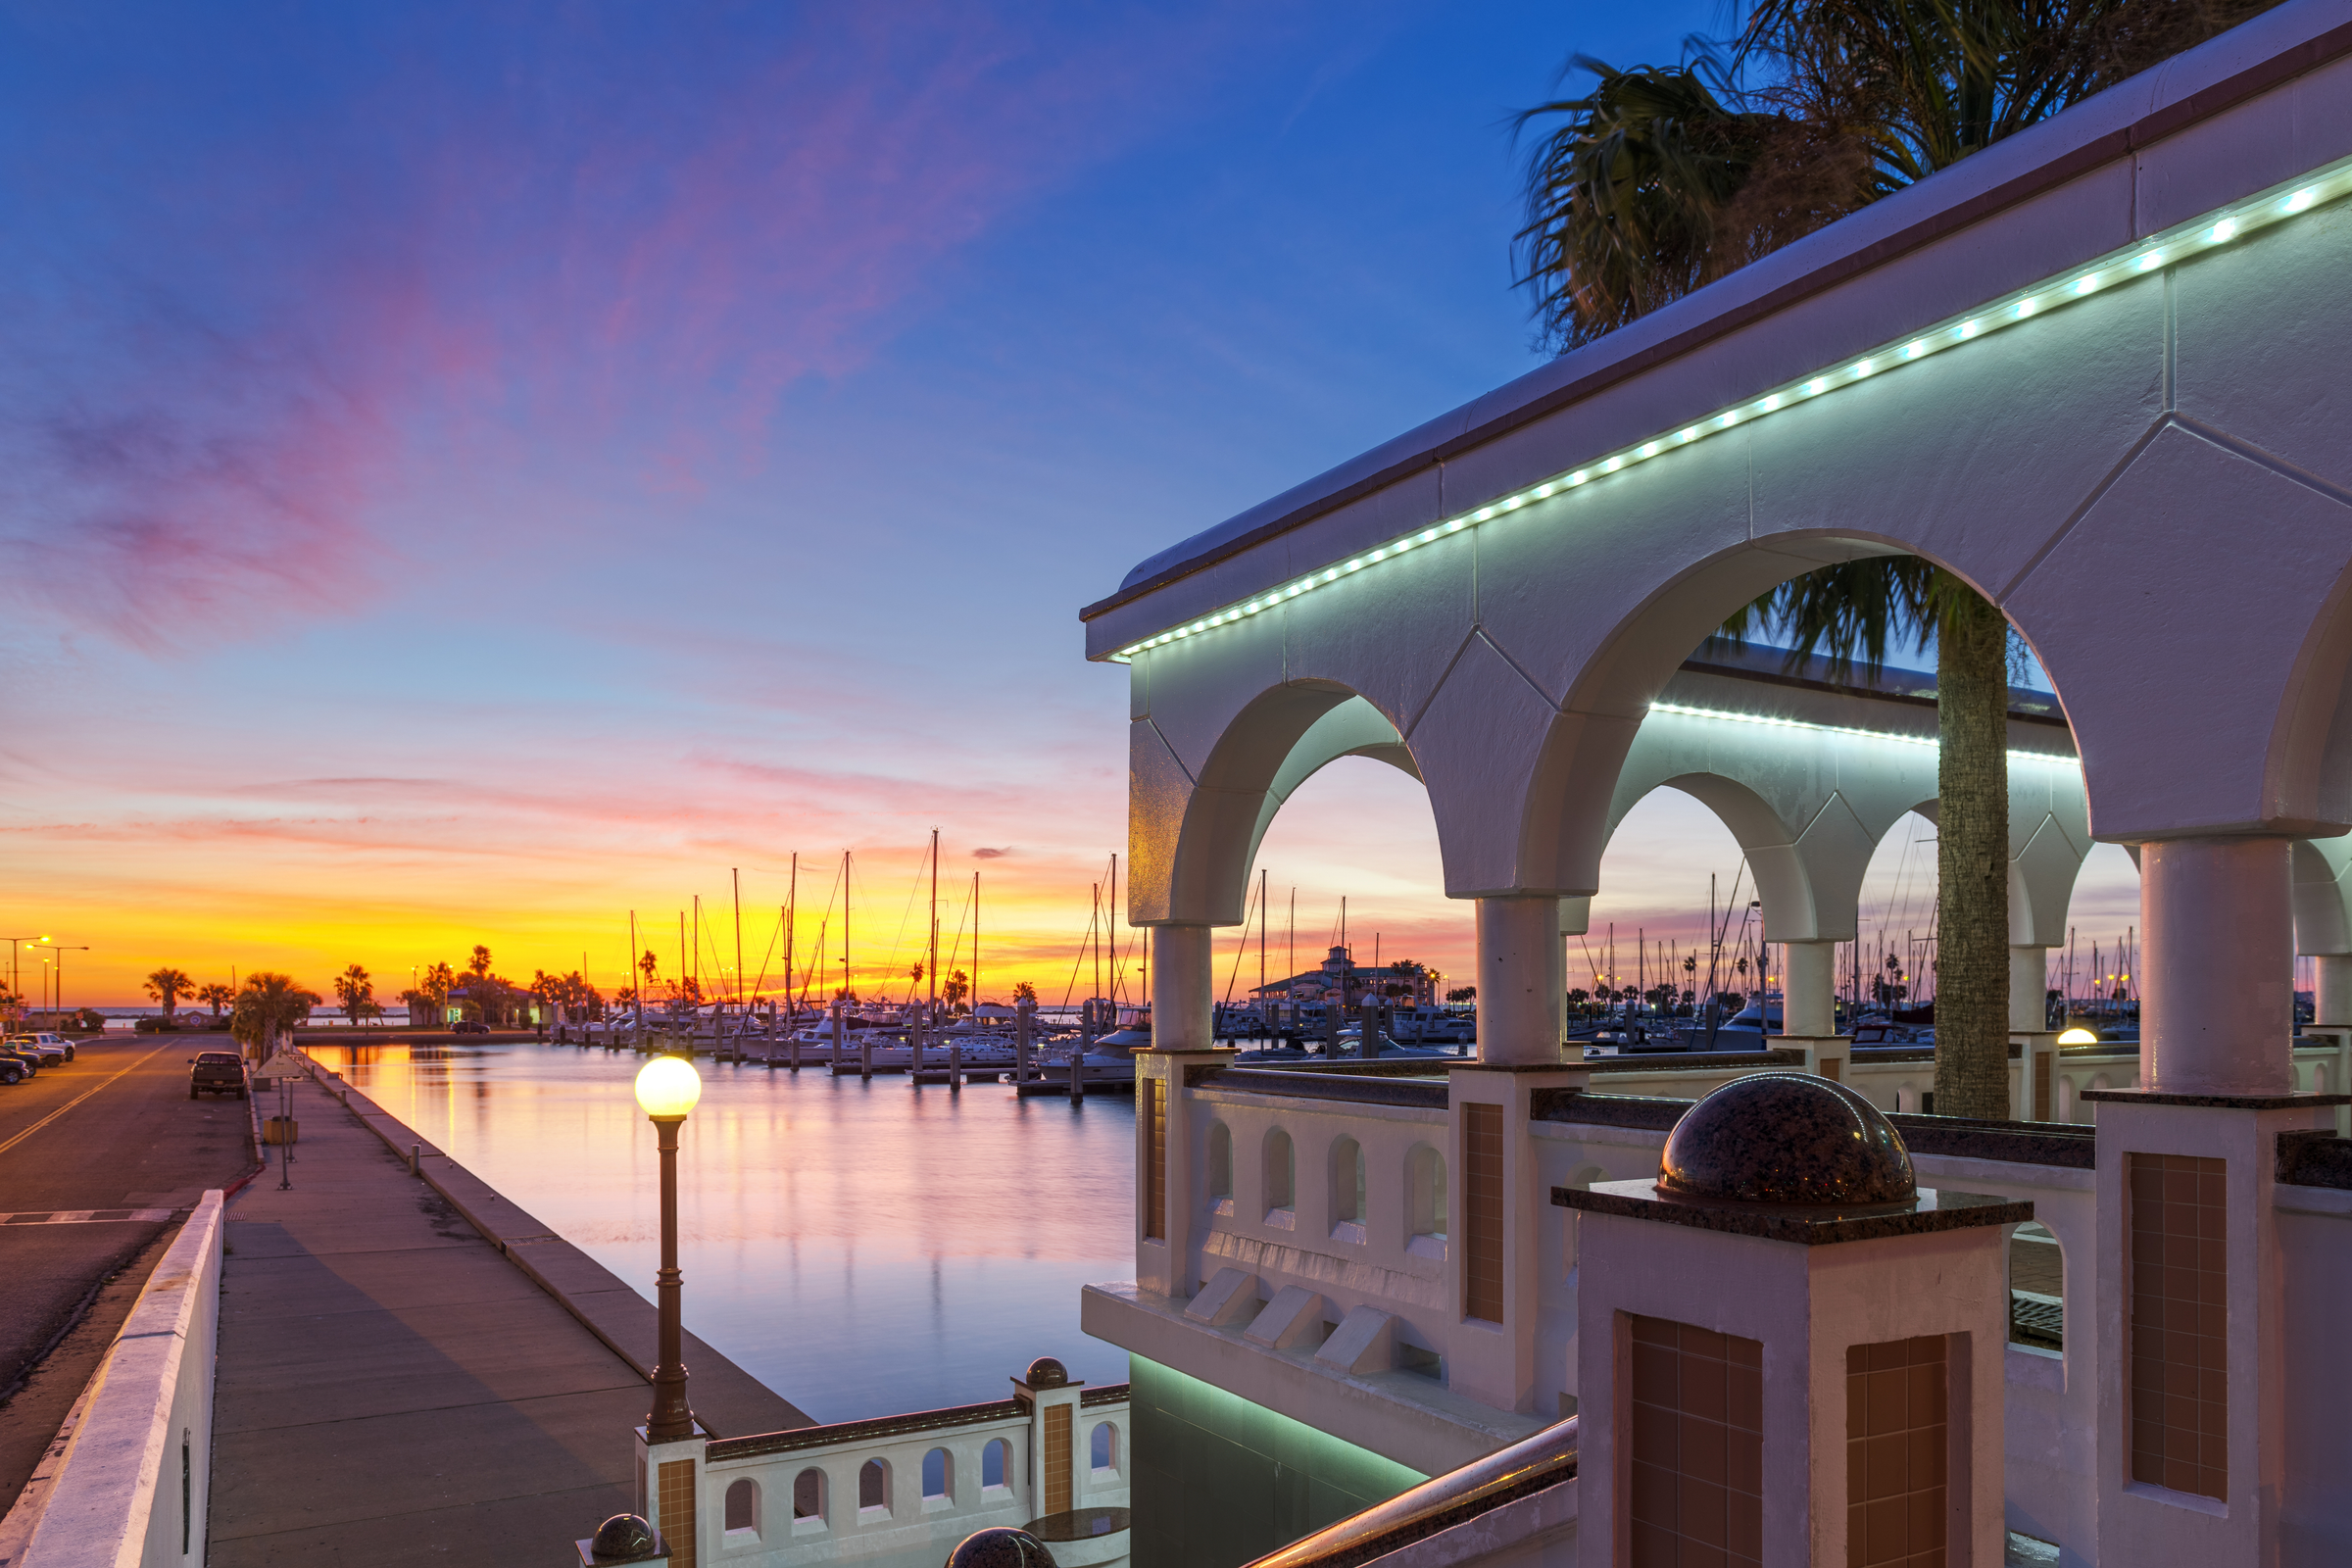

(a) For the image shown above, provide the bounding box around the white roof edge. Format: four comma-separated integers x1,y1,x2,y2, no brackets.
1106,0,2352,603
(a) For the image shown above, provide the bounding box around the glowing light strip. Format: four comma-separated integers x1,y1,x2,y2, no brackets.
1647,700,2082,764
1111,156,2352,662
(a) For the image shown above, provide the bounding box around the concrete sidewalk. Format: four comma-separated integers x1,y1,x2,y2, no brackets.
211,1073,805,1565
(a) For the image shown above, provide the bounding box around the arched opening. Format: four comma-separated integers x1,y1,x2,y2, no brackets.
921,1447,953,1501
1090,1420,1120,1476
858,1458,890,1515
793,1468,826,1524
1206,1121,1233,1201
1263,1129,1295,1216
2008,1221,2065,1354
1329,1136,1365,1236
725,1478,760,1536
1407,1144,1446,1242
1582,789,1752,1037
982,1438,1012,1492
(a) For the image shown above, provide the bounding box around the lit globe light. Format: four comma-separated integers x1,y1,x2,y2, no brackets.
2055,1027,2099,1046
635,1055,703,1119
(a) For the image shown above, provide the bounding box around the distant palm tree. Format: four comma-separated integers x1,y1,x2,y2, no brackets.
1514,0,2276,1117
144,966,194,1022
232,972,322,1053
334,963,377,1025
1012,980,1038,1005
197,982,236,1017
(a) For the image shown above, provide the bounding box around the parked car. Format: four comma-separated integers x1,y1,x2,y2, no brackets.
449,1020,490,1035
189,1051,249,1100
1,1045,40,1079
0,1054,25,1086
21,1030,74,1061
5,1035,67,1068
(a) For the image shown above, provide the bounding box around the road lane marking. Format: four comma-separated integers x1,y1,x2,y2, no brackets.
0,1046,172,1158
0,1208,179,1224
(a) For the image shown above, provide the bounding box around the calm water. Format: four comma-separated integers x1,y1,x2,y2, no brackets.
312,1040,1134,1424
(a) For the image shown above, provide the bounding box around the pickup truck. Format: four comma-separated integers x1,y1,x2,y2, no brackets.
189,1051,248,1100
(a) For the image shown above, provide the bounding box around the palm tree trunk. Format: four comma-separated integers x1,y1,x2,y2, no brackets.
1935,581,2011,1117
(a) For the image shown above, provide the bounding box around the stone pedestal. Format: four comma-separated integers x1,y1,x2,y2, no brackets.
1445,1061,1586,1413
1558,1073,2021,1567
2083,1088,2349,1567
1134,1047,1234,1298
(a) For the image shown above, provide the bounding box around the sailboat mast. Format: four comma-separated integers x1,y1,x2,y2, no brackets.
929,828,939,1025
974,870,981,1015
786,854,798,1012
733,867,745,1014
843,850,852,1004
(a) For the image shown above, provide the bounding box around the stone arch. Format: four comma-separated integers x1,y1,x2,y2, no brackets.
1133,680,1423,926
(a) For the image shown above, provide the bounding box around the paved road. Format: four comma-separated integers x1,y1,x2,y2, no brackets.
0,1037,258,1509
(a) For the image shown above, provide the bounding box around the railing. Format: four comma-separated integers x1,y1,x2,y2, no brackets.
1239,1418,1578,1568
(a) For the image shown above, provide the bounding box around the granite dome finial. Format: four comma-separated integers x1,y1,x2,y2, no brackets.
1658,1072,1915,1207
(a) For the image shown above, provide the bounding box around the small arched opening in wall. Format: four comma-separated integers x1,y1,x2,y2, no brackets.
982,1438,1013,1493
2008,1221,2066,1355
1263,1128,1295,1220
1206,1120,1233,1209
1406,1143,1446,1255
792,1468,826,1527
724,1477,760,1539
858,1458,891,1516
921,1447,954,1503
1090,1420,1121,1478
1329,1135,1365,1241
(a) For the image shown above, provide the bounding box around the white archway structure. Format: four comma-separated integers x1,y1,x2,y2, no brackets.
1091,14,2352,1557
1096,4,2352,1097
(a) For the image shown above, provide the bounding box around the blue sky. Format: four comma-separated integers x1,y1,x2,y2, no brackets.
0,1,2143,1004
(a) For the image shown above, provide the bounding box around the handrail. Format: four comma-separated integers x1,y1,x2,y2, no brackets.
1239,1417,1577,1568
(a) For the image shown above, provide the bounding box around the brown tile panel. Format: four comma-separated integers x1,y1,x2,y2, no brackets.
1628,1314,1765,1568
659,1457,698,1568
2129,1152,2228,1500
1045,1402,1073,1516
1464,1103,1504,1323
1146,1079,1167,1240
1844,1336,1947,1568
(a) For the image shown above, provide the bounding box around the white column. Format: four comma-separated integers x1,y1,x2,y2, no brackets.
2315,955,2352,1026
2140,837,2294,1095
1149,924,1212,1052
1781,941,1838,1037
2009,947,2049,1032
1475,896,1564,1065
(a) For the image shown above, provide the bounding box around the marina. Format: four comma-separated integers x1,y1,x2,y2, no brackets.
306,1037,1136,1423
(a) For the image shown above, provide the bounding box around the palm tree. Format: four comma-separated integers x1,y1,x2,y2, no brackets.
143,966,194,1023
197,982,236,1017
1515,0,2273,1118
334,963,376,1025
232,972,322,1054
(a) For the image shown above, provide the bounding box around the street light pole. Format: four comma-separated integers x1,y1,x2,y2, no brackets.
634,1054,702,1442
4,937,51,1026
49,947,88,1026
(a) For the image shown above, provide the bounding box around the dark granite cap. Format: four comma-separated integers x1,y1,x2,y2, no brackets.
1556,1177,2033,1246
1024,1507,1131,1544
1659,1071,1916,1207
2082,1088,2352,1109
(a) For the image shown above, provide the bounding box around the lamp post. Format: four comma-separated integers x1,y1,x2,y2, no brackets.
49,947,88,1027
5,937,50,1026
634,1054,702,1442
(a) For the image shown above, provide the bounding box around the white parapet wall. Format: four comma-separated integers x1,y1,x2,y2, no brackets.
645,1377,1132,1568
12,1190,225,1568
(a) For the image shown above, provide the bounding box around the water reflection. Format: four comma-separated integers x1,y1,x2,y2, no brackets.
316,1041,1135,1423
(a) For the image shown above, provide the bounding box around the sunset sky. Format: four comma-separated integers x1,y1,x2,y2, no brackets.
0,2,2145,1012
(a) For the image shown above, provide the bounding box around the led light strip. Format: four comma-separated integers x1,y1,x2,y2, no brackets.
1112,156,2352,662
1647,700,2082,763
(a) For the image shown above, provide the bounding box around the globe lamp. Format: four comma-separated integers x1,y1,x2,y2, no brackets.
635,1054,702,1120
2055,1027,2099,1047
